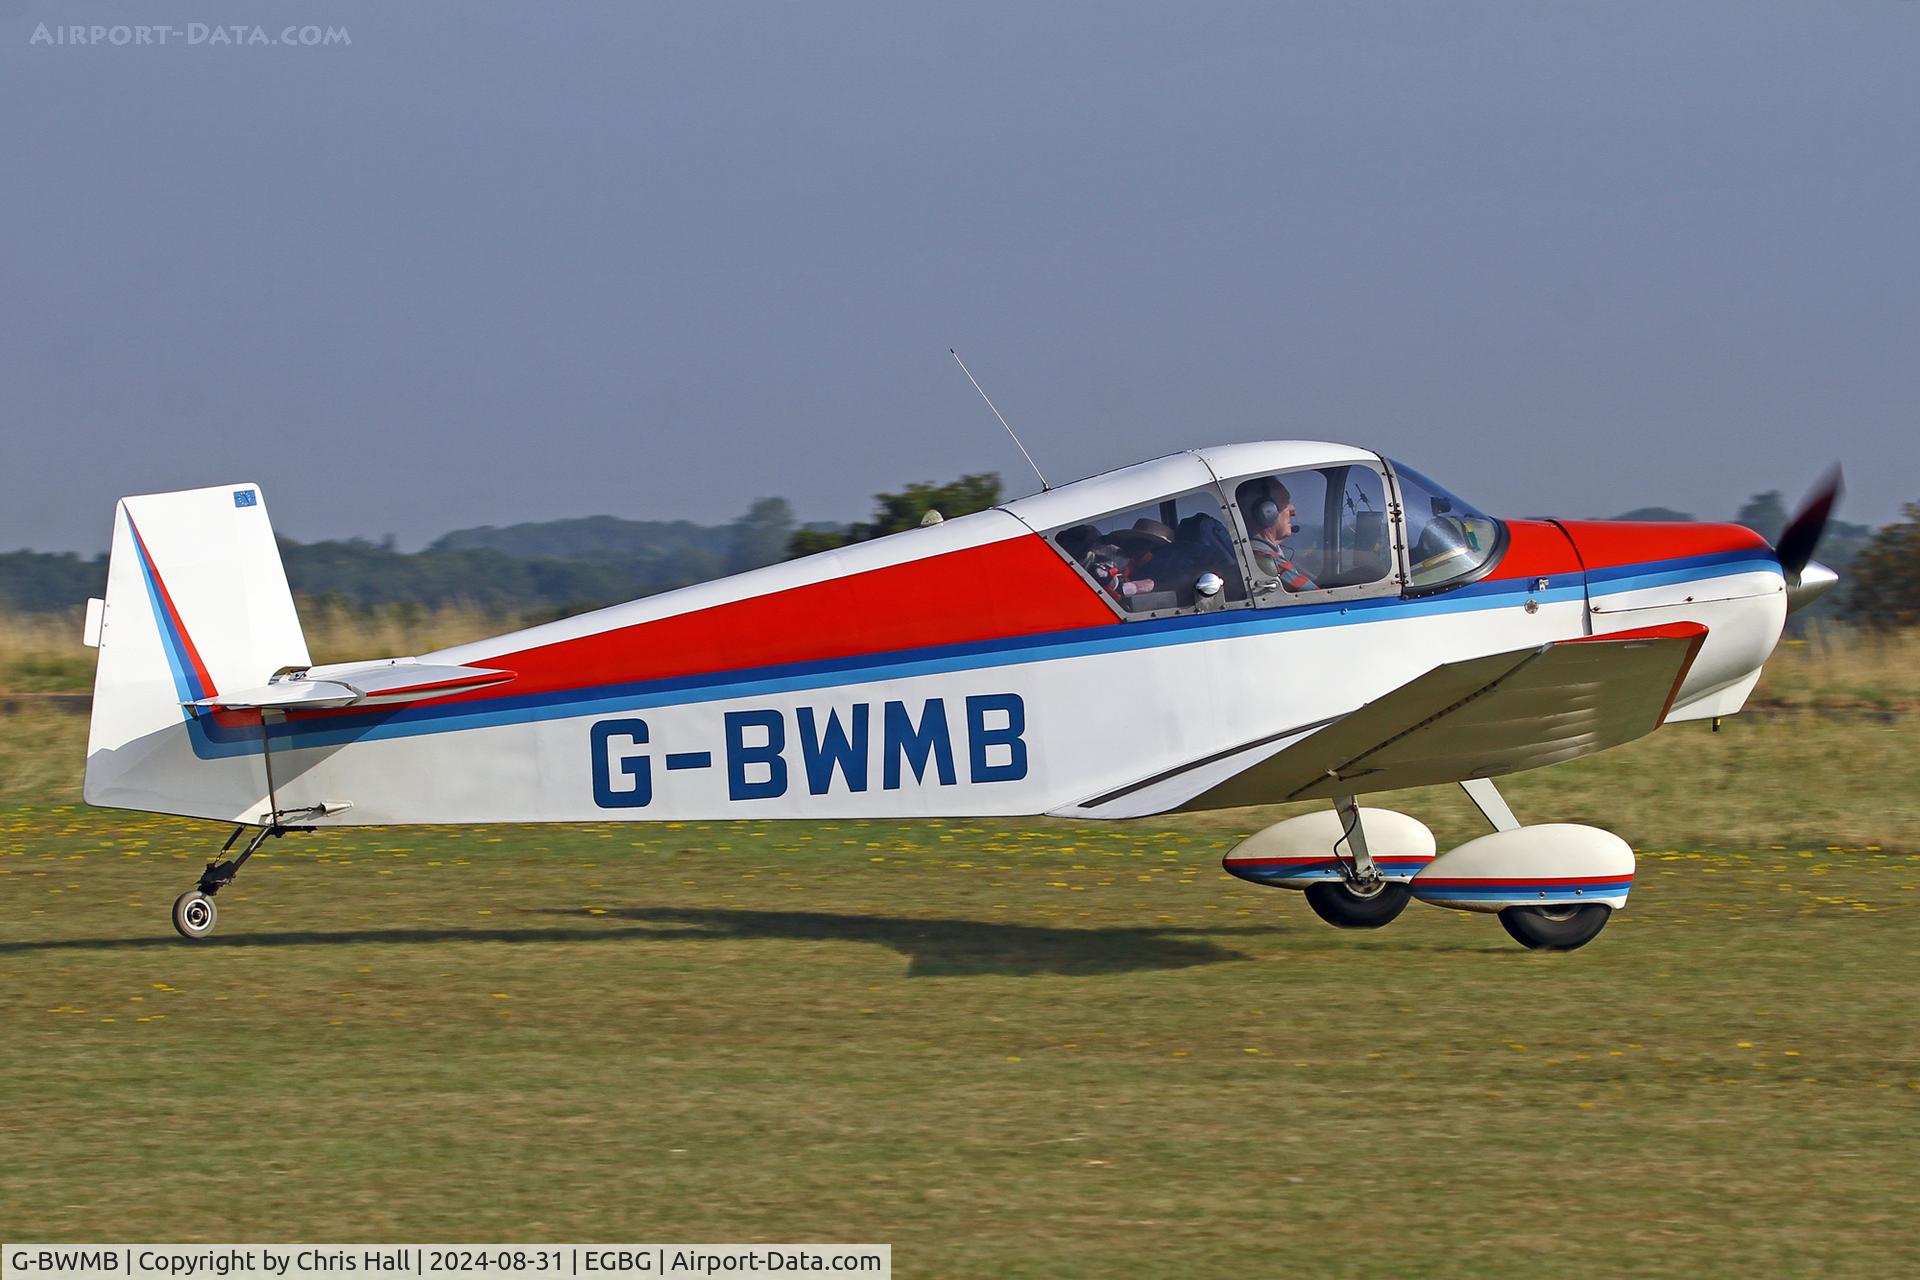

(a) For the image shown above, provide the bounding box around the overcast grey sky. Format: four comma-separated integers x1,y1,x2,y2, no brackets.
3,1,1915,553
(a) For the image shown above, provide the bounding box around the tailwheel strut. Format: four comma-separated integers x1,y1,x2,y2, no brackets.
168,710,334,941
172,820,312,941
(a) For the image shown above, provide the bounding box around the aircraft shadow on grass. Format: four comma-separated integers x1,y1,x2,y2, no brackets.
546,906,1281,976
0,907,1284,977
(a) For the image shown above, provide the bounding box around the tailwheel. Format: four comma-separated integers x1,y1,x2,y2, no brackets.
166,819,299,942
1304,879,1412,929
171,891,218,940
1499,904,1611,951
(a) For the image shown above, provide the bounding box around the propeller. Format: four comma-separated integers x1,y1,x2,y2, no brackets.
1774,464,1843,612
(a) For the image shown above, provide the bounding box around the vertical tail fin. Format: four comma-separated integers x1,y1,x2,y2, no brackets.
84,484,310,818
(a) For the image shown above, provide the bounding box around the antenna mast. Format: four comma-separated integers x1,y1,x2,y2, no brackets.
950,348,1050,492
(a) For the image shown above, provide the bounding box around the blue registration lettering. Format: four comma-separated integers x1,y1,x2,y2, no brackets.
590,718,652,808
883,698,956,790
966,693,1028,783
797,705,869,795
725,709,788,800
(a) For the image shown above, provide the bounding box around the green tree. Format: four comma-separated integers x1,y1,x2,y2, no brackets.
1609,506,1695,523
1735,491,1789,540
0,551,106,611
788,473,1003,558
1840,503,1920,629
726,497,796,573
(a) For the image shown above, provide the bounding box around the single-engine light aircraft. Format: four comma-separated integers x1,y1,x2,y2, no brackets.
81,442,1840,949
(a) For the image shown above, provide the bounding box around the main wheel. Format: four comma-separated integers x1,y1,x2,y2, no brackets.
1499,904,1610,951
1304,879,1411,929
171,891,217,940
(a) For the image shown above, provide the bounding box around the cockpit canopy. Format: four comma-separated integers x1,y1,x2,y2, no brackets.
1021,445,1512,614
1012,444,1507,617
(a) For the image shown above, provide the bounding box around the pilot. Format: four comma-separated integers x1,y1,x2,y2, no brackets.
1238,477,1317,592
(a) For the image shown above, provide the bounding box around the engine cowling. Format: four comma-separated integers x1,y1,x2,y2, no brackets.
1410,824,1635,913
1223,808,1436,889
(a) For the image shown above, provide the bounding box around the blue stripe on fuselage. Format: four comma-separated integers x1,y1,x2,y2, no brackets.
1586,552,1779,596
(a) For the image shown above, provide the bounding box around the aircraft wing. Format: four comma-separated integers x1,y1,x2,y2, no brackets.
1061,623,1708,818
188,661,516,713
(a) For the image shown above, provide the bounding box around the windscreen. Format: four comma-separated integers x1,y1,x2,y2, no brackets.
1389,461,1505,591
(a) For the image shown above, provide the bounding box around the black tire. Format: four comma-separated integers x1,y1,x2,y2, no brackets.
1304,879,1411,929
172,891,217,941
1498,904,1611,951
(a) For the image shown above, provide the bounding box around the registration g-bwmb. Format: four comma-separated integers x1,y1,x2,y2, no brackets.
78,439,1841,952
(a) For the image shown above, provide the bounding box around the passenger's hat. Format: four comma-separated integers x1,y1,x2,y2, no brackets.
1108,519,1174,554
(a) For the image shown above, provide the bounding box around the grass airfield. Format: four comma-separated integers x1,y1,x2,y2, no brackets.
3,800,1916,1277
2,625,1918,1276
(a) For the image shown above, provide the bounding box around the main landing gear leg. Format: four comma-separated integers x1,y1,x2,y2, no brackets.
1456,777,1613,952
1303,795,1412,929
1460,777,1520,832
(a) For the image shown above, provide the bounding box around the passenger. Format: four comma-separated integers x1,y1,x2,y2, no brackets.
1107,519,1174,594
1237,477,1318,592
1083,526,1173,603
1080,542,1136,599
1055,523,1103,562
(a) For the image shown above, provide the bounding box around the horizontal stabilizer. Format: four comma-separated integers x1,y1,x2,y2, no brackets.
189,661,515,712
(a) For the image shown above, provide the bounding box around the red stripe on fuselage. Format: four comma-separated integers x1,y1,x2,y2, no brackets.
1550,520,1769,571
1482,520,1584,582
443,533,1119,702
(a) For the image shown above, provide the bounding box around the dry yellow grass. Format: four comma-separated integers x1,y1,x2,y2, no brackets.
0,608,79,655
294,600,516,663
0,607,92,691
0,601,513,692
1751,623,1920,711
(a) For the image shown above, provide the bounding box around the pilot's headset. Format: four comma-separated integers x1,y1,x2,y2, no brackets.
1240,478,1290,531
